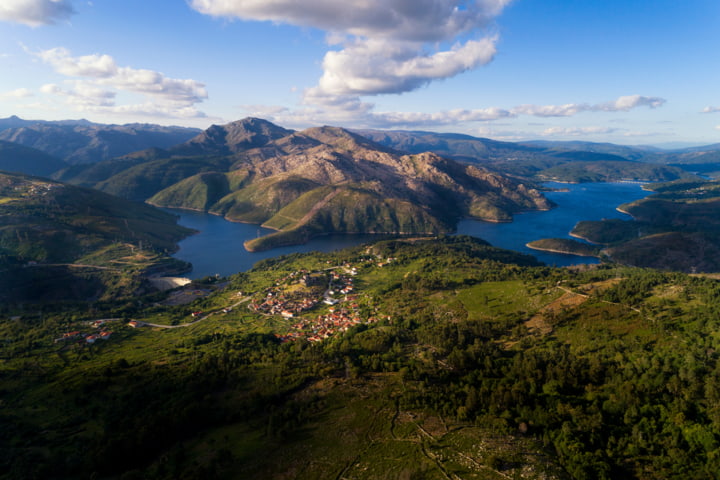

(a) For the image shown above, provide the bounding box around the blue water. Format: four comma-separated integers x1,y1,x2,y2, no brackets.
168,182,651,278
456,182,650,266
165,210,380,278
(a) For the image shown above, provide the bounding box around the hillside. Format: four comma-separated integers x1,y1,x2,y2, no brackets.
566,180,720,272
0,172,193,301
3,236,720,479
166,126,551,250
56,119,552,250
0,140,67,177
0,117,200,164
358,130,698,182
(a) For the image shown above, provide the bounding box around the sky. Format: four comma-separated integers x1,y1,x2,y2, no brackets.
0,0,719,146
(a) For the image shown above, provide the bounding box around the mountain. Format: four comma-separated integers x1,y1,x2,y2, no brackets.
357,128,546,163
0,171,192,301
55,118,552,250
0,117,201,164
358,130,699,182
0,140,67,177
519,139,662,161
0,114,34,130
168,117,294,157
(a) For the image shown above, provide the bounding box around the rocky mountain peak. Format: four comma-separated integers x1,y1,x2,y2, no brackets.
174,117,294,157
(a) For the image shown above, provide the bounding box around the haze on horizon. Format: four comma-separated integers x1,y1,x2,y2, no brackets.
0,0,718,147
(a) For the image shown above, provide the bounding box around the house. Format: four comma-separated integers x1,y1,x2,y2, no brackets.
128,321,139,328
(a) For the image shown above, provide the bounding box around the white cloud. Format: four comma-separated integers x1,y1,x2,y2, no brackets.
41,82,115,107
370,106,512,128
78,103,207,119
702,106,720,113
0,0,75,26
31,47,208,119
512,95,666,117
542,126,617,136
0,87,34,98
37,47,116,77
309,36,498,97
191,0,510,42
603,95,665,111
192,0,509,103
248,93,667,133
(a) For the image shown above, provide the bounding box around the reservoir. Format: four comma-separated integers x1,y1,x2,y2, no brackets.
455,182,651,266
169,182,651,278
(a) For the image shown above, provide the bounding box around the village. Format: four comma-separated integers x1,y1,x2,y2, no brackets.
248,264,382,343
54,252,397,346
53,318,120,345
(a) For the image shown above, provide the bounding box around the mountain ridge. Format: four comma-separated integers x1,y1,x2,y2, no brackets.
0,116,201,164
42,117,550,250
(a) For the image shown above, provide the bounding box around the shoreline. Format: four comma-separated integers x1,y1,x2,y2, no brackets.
525,242,600,258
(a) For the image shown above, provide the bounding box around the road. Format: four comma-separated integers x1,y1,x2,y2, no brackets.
141,296,252,329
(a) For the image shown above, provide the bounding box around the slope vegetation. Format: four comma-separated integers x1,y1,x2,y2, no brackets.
569,180,720,272
0,172,192,301
4,237,720,479
0,140,67,177
62,119,553,250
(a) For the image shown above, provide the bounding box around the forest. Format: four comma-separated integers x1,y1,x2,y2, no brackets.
2,236,720,479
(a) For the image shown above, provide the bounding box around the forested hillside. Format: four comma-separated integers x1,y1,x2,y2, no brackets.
0,172,192,301
3,237,719,479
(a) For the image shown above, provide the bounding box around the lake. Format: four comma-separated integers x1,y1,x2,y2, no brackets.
168,182,651,278
455,182,650,266
165,210,382,278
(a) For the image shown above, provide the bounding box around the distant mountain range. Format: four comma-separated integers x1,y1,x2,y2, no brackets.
0,116,200,164
357,129,712,181
3,114,719,251
2,115,720,265
3,114,720,181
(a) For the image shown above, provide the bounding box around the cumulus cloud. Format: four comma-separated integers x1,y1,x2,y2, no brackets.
0,87,34,98
309,36,498,97
36,47,117,77
702,106,720,113
191,0,509,42
0,0,75,26
192,0,510,103
31,47,208,119
41,82,115,107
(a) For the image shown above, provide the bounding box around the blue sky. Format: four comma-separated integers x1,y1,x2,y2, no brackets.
1,0,718,146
